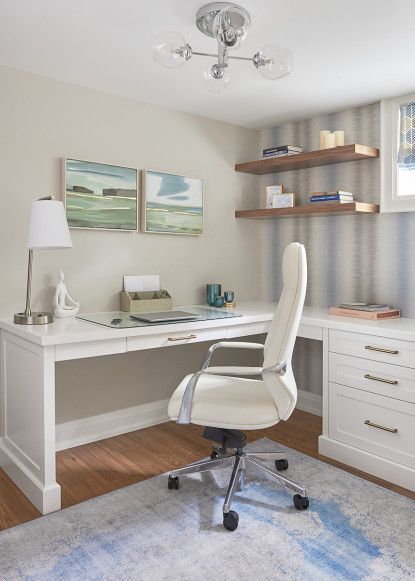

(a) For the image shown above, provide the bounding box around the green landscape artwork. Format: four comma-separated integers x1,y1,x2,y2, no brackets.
143,170,203,235
65,159,138,230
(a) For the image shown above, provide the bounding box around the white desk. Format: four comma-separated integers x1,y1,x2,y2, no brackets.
1,302,414,514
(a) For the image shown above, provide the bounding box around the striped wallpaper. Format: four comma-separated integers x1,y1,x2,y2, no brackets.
259,103,415,395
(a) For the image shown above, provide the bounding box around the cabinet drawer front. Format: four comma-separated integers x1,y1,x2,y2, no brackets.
329,353,415,403
328,383,415,468
127,326,226,352
329,330,415,368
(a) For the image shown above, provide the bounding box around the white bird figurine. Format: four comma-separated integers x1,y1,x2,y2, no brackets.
54,270,80,318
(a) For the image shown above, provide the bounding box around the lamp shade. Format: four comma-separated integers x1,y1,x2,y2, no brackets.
28,200,73,250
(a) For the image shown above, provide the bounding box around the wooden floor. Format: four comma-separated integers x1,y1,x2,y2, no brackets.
1,409,413,531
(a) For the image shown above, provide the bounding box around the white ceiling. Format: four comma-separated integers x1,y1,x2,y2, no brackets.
1,0,414,129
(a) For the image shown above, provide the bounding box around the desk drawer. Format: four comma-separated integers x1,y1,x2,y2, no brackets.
226,321,270,339
329,383,415,469
329,330,415,368
127,326,226,352
55,338,126,361
329,353,415,403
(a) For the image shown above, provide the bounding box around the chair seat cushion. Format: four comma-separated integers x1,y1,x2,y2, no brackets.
168,373,280,430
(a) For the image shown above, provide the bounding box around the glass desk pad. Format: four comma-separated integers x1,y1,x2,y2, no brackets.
77,306,242,329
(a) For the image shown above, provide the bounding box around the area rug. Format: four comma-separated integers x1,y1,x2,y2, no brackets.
1,438,414,580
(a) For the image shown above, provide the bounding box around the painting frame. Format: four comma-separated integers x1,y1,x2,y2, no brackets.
141,169,204,236
63,157,139,232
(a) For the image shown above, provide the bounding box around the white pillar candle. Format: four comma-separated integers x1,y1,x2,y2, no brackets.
333,130,345,146
320,130,331,149
324,132,336,149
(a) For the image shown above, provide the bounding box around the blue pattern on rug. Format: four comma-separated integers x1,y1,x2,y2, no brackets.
1,438,414,580
237,487,381,580
297,499,380,580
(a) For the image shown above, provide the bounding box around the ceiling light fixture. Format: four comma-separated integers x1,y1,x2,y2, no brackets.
153,2,292,94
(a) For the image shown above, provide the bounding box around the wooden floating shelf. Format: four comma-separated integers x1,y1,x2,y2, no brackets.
235,202,380,219
235,144,379,175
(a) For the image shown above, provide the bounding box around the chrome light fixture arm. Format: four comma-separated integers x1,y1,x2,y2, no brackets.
176,44,266,68
176,44,193,61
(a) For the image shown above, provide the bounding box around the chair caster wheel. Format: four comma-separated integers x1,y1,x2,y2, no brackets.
168,475,179,490
293,494,309,510
223,510,239,531
275,459,289,471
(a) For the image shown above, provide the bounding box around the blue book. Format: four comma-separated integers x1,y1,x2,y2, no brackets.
263,145,302,154
262,151,300,158
310,194,353,202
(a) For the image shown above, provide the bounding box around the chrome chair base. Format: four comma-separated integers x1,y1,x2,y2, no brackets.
168,449,309,531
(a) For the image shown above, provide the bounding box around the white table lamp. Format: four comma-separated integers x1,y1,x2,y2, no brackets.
14,197,73,325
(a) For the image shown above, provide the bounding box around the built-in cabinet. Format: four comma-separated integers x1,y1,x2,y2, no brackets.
320,328,415,491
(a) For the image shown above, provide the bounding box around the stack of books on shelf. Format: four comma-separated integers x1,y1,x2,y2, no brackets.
309,191,354,204
262,145,303,159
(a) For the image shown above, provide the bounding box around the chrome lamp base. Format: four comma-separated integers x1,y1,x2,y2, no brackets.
14,312,54,325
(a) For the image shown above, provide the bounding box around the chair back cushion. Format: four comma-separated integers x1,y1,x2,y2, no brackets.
262,242,307,420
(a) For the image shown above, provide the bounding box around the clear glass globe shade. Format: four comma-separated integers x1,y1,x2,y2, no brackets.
212,5,251,50
202,62,230,94
257,43,292,80
153,31,188,68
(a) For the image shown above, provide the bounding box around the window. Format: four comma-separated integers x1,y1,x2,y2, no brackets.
381,93,415,212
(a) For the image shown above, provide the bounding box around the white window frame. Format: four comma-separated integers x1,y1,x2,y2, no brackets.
381,92,415,212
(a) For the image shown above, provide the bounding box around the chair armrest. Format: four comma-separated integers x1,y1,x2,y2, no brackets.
177,360,287,425
201,341,264,370
177,370,204,425
177,341,265,425
203,366,263,376
208,341,265,351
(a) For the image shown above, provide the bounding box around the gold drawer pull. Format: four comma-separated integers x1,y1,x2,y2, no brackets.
364,374,398,385
364,420,398,434
365,345,398,355
168,334,197,342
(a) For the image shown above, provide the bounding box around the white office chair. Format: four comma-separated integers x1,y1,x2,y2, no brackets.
168,242,308,531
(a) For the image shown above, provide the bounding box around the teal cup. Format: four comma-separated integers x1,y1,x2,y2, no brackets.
207,283,221,306
214,296,225,308
224,290,234,304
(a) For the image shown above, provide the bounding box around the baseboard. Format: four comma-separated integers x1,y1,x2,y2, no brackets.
296,389,322,416
4,390,320,457
319,435,415,492
0,443,8,468
56,399,170,451
56,391,321,452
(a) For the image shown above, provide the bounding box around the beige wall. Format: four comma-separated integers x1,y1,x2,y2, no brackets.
0,66,261,423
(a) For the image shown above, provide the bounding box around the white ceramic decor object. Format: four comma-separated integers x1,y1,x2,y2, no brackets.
54,270,80,318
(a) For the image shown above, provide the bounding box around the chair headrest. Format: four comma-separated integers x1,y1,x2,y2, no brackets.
282,242,305,290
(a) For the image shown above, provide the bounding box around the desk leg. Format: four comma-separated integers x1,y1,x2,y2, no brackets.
321,327,329,437
0,331,61,514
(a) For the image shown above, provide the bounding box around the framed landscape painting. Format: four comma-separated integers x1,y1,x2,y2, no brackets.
142,170,203,235
64,158,138,231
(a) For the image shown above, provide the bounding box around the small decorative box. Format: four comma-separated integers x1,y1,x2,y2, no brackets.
272,193,295,208
266,185,283,208
120,290,173,313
